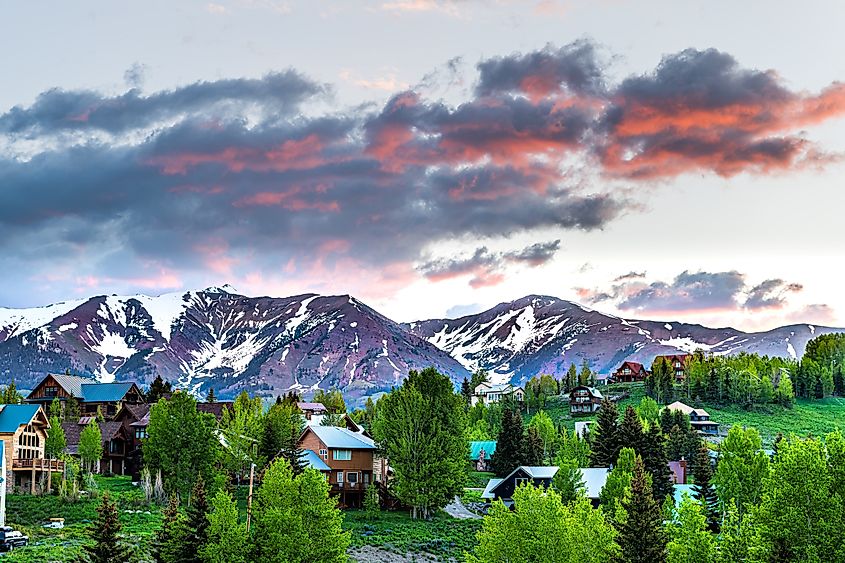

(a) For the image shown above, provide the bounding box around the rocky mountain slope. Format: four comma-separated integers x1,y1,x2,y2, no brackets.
0,287,468,401
1,290,841,399
406,295,843,385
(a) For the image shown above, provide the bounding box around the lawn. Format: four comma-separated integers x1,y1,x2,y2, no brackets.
344,509,481,562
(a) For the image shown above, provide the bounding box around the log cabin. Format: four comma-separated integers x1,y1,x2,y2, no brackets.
0,404,64,494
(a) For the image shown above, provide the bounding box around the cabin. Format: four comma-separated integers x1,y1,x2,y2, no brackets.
297,402,328,420
0,404,64,494
25,374,144,419
472,383,525,406
654,354,692,381
470,441,497,472
611,361,649,383
62,419,132,475
196,401,233,422
298,425,378,507
569,386,603,415
665,401,719,435
113,403,151,480
482,466,611,507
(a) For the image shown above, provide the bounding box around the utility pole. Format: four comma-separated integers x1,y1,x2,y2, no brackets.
245,462,256,533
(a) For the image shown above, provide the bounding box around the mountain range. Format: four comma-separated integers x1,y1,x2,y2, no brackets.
1,287,841,403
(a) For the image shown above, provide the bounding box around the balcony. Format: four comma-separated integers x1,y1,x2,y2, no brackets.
331,482,366,492
12,458,65,471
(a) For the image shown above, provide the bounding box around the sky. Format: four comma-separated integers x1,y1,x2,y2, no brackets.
1,0,844,331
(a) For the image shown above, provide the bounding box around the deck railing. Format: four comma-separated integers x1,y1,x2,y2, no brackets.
12,458,66,471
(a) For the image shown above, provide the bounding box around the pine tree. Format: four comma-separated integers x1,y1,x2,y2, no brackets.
565,363,577,393
490,408,525,476
83,493,134,563
523,426,544,466
66,393,81,422
579,360,592,387
461,377,473,405
186,475,210,560
589,398,620,467
691,442,719,531
153,494,189,563
642,424,674,503
618,406,646,456
205,387,217,403
617,456,667,563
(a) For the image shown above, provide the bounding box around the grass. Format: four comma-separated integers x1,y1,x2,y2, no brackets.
344,509,481,561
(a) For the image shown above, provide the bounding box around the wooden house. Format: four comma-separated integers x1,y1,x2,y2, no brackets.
654,354,692,381
0,404,64,494
665,401,719,435
472,383,525,406
482,466,611,507
62,419,132,475
297,402,328,420
113,403,151,479
298,425,377,507
611,361,649,383
26,374,144,419
569,386,603,415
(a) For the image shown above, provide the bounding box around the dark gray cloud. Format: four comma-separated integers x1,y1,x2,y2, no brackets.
418,240,562,287
0,70,323,137
744,279,803,310
577,270,806,314
1,40,843,304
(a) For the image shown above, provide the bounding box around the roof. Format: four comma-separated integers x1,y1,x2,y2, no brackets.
197,402,232,421
303,450,331,472
80,382,135,403
672,484,694,506
475,383,519,395
63,420,125,449
666,401,709,418
117,403,150,423
481,478,504,499
571,386,603,399
0,404,43,433
130,411,150,427
578,467,611,500
297,402,327,412
305,426,376,450
99,421,125,441
36,374,94,398
616,361,646,373
522,466,559,479
469,441,497,460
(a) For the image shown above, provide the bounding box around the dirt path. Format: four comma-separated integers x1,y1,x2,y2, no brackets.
348,545,456,562
443,496,482,519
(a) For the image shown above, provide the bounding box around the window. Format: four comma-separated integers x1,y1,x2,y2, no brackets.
514,478,529,487
347,472,358,485
43,386,58,397
319,449,328,460
337,471,344,483
135,428,148,440
333,449,352,461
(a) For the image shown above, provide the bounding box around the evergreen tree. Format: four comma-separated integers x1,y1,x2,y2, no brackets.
146,375,173,403
618,406,646,455
83,493,134,563
578,360,592,387
691,442,719,531
589,398,620,467
642,423,674,503
617,456,668,563
527,410,556,461
205,387,216,403
490,407,525,477
261,402,306,474
461,377,473,405
0,380,22,404
65,393,81,422
312,388,346,414
565,363,578,393
186,475,210,561
523,426,544,466
153,494,190,563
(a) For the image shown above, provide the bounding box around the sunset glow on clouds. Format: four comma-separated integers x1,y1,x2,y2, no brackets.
1,2,845,330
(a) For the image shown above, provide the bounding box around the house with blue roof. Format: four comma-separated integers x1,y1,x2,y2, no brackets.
299,425,382,507
26,374,145,420
0,404,63,494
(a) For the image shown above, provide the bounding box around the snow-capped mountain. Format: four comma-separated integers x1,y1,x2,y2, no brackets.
1,290,842,400
0,287,468,401
406,295,845,385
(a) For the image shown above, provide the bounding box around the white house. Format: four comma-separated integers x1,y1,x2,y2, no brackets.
472,382,525,406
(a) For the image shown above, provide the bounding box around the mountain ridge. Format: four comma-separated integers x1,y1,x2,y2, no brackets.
1,288,841,400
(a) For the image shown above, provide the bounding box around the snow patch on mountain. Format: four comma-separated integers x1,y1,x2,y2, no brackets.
0,298,88,339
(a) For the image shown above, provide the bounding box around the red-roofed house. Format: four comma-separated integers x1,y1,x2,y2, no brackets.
611,361,649,383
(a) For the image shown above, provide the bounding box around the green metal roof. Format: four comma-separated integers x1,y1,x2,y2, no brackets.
79,383,134,402
469,440,496,460
0,404,41,433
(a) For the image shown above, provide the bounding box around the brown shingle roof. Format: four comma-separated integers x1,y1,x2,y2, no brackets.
197,402,232,421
